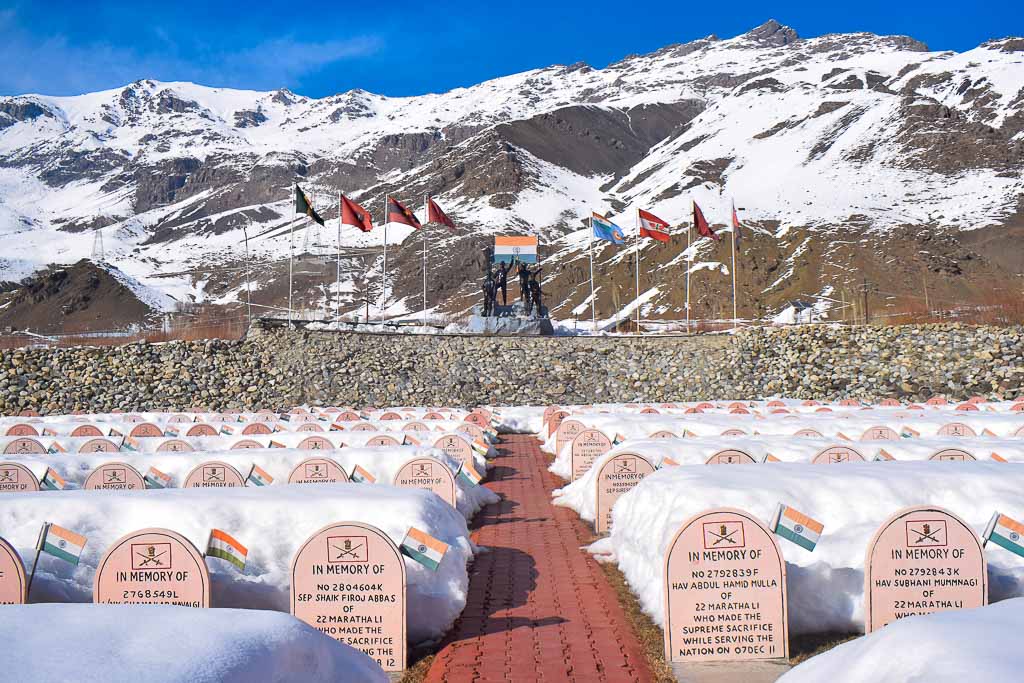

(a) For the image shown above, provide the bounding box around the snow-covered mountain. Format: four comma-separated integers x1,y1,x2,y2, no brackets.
1,20,1022,330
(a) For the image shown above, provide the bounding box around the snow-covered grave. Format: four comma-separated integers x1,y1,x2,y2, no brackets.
0,604,388,682
0,444,499,520
593,462,1024,636
0,484,474,645
780,599,1024,683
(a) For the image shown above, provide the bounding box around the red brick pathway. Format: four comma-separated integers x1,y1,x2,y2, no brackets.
424,434,652,682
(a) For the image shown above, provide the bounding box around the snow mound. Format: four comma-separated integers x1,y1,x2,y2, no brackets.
780,599,1024,683
605,462,1024,635
0,485,473,644
0,603,386,683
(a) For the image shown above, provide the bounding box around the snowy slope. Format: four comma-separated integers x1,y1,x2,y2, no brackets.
1,21,1021,321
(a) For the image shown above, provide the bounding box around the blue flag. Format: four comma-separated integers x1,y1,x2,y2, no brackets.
592,212,625,244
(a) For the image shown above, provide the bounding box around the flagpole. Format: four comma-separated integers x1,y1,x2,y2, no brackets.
588,215,596,332
26,521,49,599
422,196,428,326
288,198,295,325
685,217,691,333
731,200,738,331
634,208,641,332
336,192,342,323
381,196,388,324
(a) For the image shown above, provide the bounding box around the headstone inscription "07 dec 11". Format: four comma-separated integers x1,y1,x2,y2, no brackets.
291,522,407,672
664,508,789,664
864,505,986,633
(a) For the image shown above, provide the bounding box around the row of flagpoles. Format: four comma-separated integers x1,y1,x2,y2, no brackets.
293,185,456,325
588,200,746,331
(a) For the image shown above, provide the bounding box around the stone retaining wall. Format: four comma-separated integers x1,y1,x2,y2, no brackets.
1,323,1020,414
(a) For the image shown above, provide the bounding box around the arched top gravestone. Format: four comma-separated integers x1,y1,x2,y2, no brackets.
94,528,209,607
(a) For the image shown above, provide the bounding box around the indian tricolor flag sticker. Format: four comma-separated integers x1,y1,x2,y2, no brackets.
984,512,1024,558
771,504,823,552
207,529,249,570
400,527,448,571
41,523,87,565
247,464,273,487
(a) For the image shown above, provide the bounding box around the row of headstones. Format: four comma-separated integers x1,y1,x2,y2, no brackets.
0,522,412,672
0,431,484,461
662,505,990,664
544,396,1024,416
590,447,1011,534
554,420,1023,455
0,456,466,507
0,407,494,426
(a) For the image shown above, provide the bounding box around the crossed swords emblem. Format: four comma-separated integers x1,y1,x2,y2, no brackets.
205,468,224,482
910,523,942,545
708,524,739,546
136,545,168,567
615,460,635,473
331,539,365,561
0,470,14,482
106,470,123,483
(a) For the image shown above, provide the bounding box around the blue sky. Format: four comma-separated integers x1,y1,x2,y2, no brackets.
1,0,1021,97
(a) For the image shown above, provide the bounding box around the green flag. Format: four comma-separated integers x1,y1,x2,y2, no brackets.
294,185,325,226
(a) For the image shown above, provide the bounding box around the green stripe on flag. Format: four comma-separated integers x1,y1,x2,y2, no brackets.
43,541,80,565
208,547,246,570
401,544,440,571
775,524,816,552
990,532,1024,559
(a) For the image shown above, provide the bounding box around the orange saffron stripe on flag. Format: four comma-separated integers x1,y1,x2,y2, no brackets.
211,529,247,554
999,514,1024,536
494,236,538,247
50,524,87,547
783,507,824,534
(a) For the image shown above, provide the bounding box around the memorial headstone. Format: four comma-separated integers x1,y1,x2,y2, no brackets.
938,423,976,437
0,535,26,604
70,425,104,437
230,439,263,450
929,449,977,462
3,438,45,455
811,446,866,464
556,419,586,455
186,424,218,437
5,424,38,437
705,449,757,465
291,522,406,671
864,505,986,632
794,429,823,438
595,452,655,534
0,462,39,492
721,428,747,437
663,507,788,663
298,435,335,450
156,439,194,453
570,429,612,481
297,422,325,433
288,457,349,484
433,435,473,467
456,423,486,441
393,459,456,508
183,462,246,488
94,528,210,607
78,438,120,453
649,430,678,439
129,423,163,438
84,462,147,490
366,435,400,448
861,426,899,441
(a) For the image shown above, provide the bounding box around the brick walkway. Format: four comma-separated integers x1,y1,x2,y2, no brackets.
424,434,652,682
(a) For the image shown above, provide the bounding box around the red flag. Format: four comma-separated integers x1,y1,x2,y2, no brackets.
638,208,670,243
731,200,743,246
427,197,456,230
387,196,421,229
341,195,373,232
693,201,719,241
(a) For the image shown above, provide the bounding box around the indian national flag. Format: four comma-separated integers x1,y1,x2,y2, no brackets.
456,462,482,486
983,428,998,437
40,523,87,565
613,433,627,445
984,512,1024,558
901,426,920,438
42,427,57,436
400,527,449,571
403,434,421,446
836,432,852,441
207,529,249,570
247,464,273,487
471,439,489,457
269,439,287,449
659,457,679,468
164,425,180,437
273,423,287,432
330,422,346,432
493,235,538,264
144,466,172,489
220,425,235,436
109,428,123,437
121,436,140,452
351,465,376,484
991,452,1009,463
763,454,781,463
771,504,823,552
41,468,66,491
47,441,67,454
875,449,896,462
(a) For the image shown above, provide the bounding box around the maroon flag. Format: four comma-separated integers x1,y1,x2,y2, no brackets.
731,200,743,246
387,196,421,229
341,195,373,232
693,201,719,241
427,197,456,230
